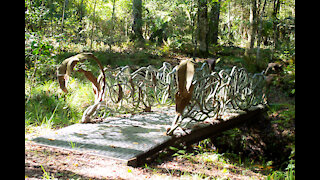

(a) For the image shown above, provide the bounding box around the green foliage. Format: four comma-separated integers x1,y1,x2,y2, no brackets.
25,79,93,128
25,0,294,60
25,32,56,81
268,103,295,133
268,50,295,96
267,157,295,180
283,61,295,95
41,165,55,179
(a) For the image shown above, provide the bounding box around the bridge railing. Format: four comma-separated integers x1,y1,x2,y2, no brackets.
57,54,266,135
101,62,176,111
165,60,267,135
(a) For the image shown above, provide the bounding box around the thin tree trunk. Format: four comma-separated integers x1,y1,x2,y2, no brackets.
256,0,267,63
61,0,67,33
109,0,116,51
132,0,143,41
191,0,197,58
49,0,54,36
125,16,128,37
198,0,208,58
272,0,281,54
79,0,84,21
228,0,231,41
78,0,84,41
245,0,257,56
90,0,97,51
208,0,220,46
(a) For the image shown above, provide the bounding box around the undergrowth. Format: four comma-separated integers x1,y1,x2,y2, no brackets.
25,78,94,129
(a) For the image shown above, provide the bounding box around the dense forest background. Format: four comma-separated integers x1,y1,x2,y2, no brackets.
25,0,295,74
25,0,295,179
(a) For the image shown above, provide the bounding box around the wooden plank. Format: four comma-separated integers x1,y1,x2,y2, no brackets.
127,137,175,167
127,104,266,167
178,105,266,146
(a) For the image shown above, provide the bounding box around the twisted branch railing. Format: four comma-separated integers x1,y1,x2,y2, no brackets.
102,62,176,111
167,60,267,135
57,53,267,135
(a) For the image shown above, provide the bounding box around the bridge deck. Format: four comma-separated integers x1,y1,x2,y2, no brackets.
32,104,265,167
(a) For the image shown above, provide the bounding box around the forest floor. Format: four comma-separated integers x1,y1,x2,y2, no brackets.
25,140,266,180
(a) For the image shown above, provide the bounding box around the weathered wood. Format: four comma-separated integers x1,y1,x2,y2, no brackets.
127,104,266,167
127,138,176,167
178,105,266,146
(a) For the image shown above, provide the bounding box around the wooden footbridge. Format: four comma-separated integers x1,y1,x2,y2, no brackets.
32,53,267,167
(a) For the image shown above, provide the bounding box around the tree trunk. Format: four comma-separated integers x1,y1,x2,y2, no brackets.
77,0,84,41
61,0,67,33
78,0,84,21
256,0,267,63
208,0,220,46
191,0,197,58
132,0,144,42
272,0,281,50
198,0,208,58
245,0,257,56
49,0,54,36
90,0,97,51
109,0,116,51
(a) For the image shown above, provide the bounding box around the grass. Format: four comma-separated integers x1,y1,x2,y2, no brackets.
146,139,268,179
25,49,166,131
41,165,55,179
25,42,168,133
25,78,94,131
150,138,294,179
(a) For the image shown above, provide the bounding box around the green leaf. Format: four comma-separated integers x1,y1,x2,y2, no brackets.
172,153,180,157
169,146,179,151
32,48,40,55
177,150,186,154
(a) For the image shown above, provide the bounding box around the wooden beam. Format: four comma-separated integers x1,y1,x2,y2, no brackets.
127,105,266,167
179,105,266,146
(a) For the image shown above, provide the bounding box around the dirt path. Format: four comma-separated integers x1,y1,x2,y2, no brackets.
25,140,266,179
25,141,152,179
